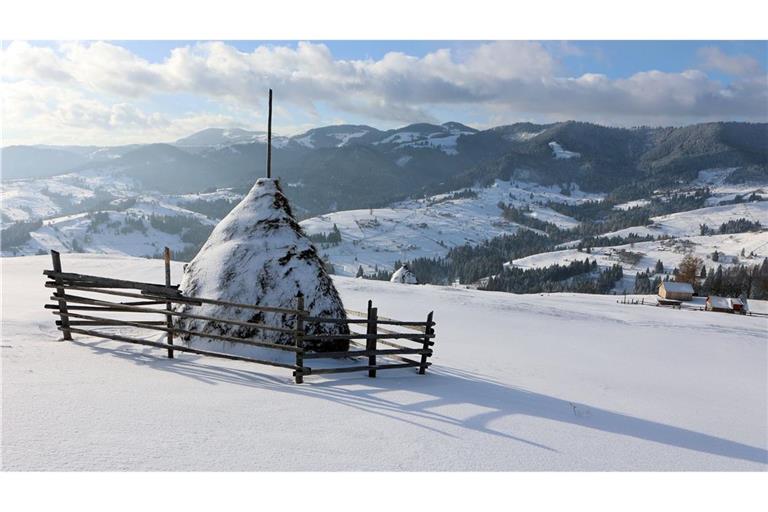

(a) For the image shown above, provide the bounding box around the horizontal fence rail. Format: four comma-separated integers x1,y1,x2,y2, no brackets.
43,249,437,383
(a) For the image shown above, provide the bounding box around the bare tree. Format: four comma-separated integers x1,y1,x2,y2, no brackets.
677,254,703,285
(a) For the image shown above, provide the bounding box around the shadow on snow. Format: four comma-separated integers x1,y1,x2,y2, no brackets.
74,338,768,466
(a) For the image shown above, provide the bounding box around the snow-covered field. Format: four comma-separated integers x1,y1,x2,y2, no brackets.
512,231,768,279
300,180,595,276
603,201,768,239
1,171,138,222
2,254,766,470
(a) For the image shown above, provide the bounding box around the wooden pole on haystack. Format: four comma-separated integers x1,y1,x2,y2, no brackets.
266,88,273,179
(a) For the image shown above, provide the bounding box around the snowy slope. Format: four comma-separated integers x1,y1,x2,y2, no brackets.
300,180,594,276
2,254,766,470
2,198,218,258
1,171,137,222
602,201,768,239
548,141,581,159
511,231,768,279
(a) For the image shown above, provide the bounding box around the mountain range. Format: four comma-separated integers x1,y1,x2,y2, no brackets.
3,121,767,217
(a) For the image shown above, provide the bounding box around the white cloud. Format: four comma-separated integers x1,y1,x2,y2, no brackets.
697,46,763,76
1,41,766,145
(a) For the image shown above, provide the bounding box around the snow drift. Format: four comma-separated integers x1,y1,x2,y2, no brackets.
391,264,418,284
176,178,349,353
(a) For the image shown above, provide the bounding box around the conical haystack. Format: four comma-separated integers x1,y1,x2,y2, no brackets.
391,264,418,284
176,178,349,354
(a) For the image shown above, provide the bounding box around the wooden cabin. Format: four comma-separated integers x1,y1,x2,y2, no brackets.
658,281,694,301
706,296,745,314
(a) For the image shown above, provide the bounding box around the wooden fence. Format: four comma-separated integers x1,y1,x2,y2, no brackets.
43,249,436,384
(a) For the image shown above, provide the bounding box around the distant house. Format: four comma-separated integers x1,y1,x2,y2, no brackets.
706,296,745,314
658,281,694,301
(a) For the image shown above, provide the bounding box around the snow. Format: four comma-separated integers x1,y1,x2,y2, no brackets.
377,131,420,145
376,130,463,155
395,155,412,167
613,199,651,211
510,231,768,280
708,296,740,310
295,134,315,148
548,141,581,159
391,264,418,284
661,281,694,293
331,131,368,147
505,130,544,141
673,168,766,207
300,180,594,276
2,253,766,470
1,171,137,222
177,178,348,351
603,201,768,239
2,197,219,258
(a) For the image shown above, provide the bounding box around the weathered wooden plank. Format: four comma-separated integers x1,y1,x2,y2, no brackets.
55,310,301,352
164,247,174,359
45,302,165,311
43,270,179,293
366,301,377,378
50,291,297,334
419,311,435,375
44,281,201,304
304,316,369,324
44,280,301,315
50,251,72,341
140,289,304,315
303,348,431,359
56,319,167,327
302,333,435,341
348,340,424,366
60,326,300,370
295,295,305,384
305,362,426,375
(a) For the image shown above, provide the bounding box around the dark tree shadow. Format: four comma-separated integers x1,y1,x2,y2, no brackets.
73,338,768,466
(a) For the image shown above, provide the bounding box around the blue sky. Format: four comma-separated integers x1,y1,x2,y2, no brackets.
2,40,766,145
112,40,767,81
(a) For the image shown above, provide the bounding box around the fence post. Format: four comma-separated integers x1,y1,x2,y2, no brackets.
295,294,305,384
50,250,72,341
164,247,174,359
418,311,434,375
366,300,378,378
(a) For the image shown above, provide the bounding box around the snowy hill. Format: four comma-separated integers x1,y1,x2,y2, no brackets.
1,181,239,258
2,254,766,470
512,231,768,283
300,179,595,276
601,201,768,240
174,128,266,147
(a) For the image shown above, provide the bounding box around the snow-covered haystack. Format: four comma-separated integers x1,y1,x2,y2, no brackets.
176,178,349,353
391,264,418,284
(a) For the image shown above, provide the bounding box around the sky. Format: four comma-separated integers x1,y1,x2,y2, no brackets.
1,40,766,146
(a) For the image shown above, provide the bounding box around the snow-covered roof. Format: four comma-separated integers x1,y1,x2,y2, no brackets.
661,281,694,293
708,296,742,309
